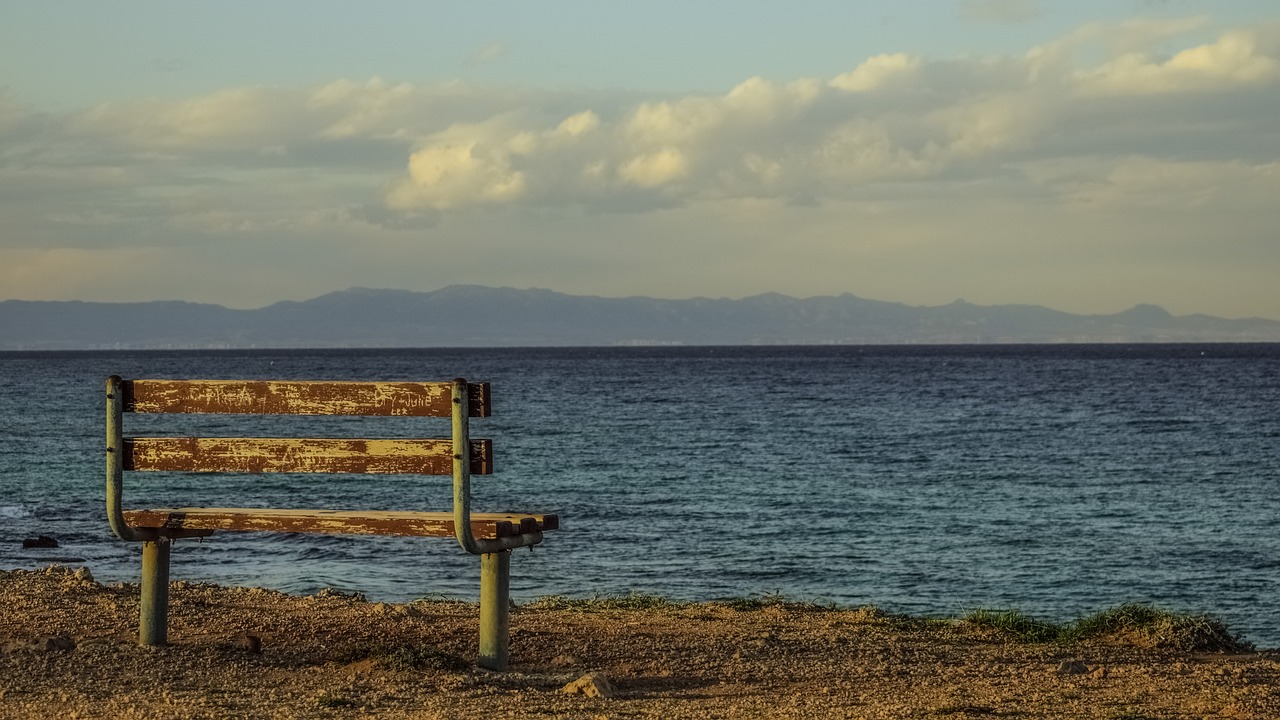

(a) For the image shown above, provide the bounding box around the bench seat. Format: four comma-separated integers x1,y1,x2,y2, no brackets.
123,508,558,539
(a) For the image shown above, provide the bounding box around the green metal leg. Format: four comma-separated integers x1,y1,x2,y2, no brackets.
139,538,171,646
478,551,510,670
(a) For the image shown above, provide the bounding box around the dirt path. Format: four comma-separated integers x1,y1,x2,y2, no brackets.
2,567,1276,719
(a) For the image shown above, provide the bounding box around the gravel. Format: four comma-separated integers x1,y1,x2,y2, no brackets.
2,566,1277,719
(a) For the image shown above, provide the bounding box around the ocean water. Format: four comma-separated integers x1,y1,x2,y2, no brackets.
1,345,1278,646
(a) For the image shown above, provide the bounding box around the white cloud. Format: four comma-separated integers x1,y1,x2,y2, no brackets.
618,147,688,188
13,16,1270,223
830,54,922,92
1076,30,1280,95
388,141,527,210
556,110,600,137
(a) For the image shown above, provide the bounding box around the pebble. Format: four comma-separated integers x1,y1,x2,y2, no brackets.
232,633,262,654
562,672,616,698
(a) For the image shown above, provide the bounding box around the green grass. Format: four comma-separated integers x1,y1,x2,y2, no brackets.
962,609,1060,643
522,593,1251,652
961,603,1252,652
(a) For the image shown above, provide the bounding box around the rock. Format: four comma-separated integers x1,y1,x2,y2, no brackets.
73,567,94,583
233,633,262,654
1057,660,1089,675
22,536,58,549
561,672,616,698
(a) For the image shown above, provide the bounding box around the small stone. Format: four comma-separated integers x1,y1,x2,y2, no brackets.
73,567,94,583
233,634,262,654
22,536,58,549
1057,660,1089,675
562,672,616,698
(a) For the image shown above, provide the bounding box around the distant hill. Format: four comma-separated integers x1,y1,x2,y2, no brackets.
2,286,1279,349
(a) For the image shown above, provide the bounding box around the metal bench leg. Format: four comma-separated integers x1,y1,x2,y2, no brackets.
478,550,510,670
139,538,171,646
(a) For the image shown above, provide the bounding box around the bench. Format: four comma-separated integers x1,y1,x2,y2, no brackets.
105,376,557,670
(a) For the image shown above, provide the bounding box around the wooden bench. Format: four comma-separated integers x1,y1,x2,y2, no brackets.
105,376,557,670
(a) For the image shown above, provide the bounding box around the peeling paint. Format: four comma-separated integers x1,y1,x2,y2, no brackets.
124,380,491,417
122,437,492,474
122,508,557,539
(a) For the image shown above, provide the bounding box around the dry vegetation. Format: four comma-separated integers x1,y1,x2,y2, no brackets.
2,566,1278,719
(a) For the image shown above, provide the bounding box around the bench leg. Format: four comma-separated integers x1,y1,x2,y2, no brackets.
478,550,510,671
139,538,171,646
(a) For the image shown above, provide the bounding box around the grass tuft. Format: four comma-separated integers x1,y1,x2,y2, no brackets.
962,608,1060,643
960,603,1252,652
1064,603,1251,652
525,592,1253,651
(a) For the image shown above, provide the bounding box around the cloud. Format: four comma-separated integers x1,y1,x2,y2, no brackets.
1073,29,1279,95
829,54,922,91
960,0,1042,24
372,21,1277,213
5,17,1279,256
388,139,528,210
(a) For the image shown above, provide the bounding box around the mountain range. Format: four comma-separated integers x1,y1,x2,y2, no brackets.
2,285,1278,349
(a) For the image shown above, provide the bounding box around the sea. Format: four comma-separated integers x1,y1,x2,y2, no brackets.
1,345,1277,647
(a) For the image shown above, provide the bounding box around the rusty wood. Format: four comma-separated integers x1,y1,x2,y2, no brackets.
123,437,492,475
122,508,558,539
123,380,491,417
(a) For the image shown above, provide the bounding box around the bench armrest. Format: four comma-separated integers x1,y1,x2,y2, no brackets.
106,376,144,542
450,378,541,554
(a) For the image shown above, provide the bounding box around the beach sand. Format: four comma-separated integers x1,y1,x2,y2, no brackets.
2,566,1277,719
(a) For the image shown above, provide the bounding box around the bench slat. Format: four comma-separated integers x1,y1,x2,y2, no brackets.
122,508,558,539
123,380,491,417
123,437,492,475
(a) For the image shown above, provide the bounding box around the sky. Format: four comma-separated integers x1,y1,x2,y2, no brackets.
2,1,1278,319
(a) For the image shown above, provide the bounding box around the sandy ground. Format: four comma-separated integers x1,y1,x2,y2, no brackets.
2,566,1277,719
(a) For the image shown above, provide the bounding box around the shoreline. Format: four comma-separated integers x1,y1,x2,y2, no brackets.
2,566,1278,719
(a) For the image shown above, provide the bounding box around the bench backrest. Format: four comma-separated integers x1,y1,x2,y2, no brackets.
106,377,498,551
115,379,491,475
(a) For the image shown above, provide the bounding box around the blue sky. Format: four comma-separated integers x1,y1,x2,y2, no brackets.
2,1,1279,318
